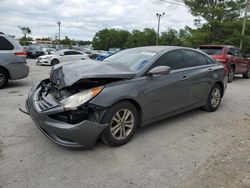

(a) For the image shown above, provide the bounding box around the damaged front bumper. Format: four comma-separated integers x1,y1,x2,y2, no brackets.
25,80,108,149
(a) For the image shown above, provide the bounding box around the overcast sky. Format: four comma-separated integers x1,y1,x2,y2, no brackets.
0,0,195,40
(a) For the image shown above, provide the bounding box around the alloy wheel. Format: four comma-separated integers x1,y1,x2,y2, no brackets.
110,109,134,140
248,69,250,77
0,73,6,87
210,88,221,108
228,68,234,82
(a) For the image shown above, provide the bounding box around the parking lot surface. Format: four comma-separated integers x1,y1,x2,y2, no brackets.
1,59,250,188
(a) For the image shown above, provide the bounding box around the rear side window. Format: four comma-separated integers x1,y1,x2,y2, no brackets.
199,47,223,55
154,50,185,70
0,36,14,50
71,51,82,55
182,50,208,67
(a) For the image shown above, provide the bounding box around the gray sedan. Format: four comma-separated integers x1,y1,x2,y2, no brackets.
24,46,228,149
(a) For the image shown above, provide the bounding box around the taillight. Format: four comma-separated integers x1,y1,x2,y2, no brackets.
14,51,27,57
217,58,227,63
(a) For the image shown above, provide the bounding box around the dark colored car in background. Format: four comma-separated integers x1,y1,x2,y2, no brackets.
24,46,227,149
198,45,250,82
24,46,45,59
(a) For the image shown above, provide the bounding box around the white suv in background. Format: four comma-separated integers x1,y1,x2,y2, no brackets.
0,32,29,89
37,49,89,66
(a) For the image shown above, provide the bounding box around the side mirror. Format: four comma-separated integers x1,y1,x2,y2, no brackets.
148,66,171,76
59,53,64,56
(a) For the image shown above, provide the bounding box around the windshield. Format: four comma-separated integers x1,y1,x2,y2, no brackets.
53,50,64,55
199,47,223,55
103,49,157,71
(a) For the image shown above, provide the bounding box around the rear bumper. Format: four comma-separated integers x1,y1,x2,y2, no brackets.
26,81,108,149
7,62,29,80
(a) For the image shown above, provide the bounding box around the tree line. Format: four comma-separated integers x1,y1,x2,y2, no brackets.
93,0,250,52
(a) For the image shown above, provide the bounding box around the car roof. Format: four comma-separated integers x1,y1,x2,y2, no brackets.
199,45,236,48
127,46,187,53
127,46,208,55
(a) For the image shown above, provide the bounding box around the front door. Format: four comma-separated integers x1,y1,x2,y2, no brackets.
142,50,190,120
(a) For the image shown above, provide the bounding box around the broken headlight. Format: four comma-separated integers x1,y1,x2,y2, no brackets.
60,86,103,110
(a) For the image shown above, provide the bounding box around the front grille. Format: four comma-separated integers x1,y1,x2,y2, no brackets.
35,96,54,112
33,86,55,112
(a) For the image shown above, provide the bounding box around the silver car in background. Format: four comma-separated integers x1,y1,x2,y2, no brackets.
0,32,29,89
37,49,89,66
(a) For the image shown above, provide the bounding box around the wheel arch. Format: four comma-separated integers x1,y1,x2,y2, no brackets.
230,63,236,69
108,98,143,124
51,58,59,65
0,66,11,79
215,81,224,97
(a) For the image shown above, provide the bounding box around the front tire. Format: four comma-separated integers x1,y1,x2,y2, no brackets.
51,59,59,66
0,68,9,89
243,68,250,79
101,101,139,147
228,66,235,83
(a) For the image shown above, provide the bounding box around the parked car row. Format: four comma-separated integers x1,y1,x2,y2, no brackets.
23,46,45,59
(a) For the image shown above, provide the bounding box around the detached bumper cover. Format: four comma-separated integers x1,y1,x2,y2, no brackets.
26,81,108,148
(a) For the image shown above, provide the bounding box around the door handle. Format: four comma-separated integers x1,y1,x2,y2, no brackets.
181,76,189,81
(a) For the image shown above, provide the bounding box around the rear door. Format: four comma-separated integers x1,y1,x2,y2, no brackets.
236,48,249,73
60,51,73,63
70,51,86,61
182,49,212,105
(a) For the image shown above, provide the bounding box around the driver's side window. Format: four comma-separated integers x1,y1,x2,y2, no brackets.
154,50,185,70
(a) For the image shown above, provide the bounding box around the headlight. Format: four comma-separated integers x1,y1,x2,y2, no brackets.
43,56,53,60
60,86,103,110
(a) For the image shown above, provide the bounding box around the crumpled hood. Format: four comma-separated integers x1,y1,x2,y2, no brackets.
50,59,136,89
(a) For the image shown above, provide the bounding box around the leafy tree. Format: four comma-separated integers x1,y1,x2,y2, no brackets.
126,28,157,48
184,0,245,42
76,40,92,46
19,37,32,46
18,26,31,39
61,36,72,48
160,28,181,46
18,26,32,46
92,29,130,50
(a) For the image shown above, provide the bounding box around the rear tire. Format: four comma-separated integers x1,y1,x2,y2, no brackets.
51,59,59,66
101,101,139,147
243,68,250,79
0,68,9,89
204,84,222,112
228,66,235,83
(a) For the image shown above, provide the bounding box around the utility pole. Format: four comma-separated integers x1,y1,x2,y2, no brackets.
240,0,250,50
156,12,165,46
57,20,61,43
